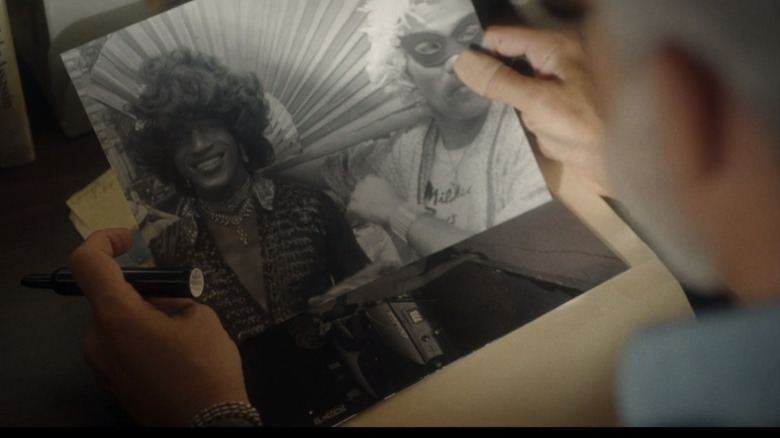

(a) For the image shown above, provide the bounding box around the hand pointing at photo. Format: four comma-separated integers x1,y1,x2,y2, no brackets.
455,26,609,196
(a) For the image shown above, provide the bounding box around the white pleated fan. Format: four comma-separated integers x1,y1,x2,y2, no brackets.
69,0,429,177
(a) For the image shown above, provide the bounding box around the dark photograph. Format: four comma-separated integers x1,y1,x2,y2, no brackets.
63,0,626,426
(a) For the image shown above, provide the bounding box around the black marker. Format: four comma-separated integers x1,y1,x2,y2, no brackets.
503,55,535,78
468,44,536,78
21,267,205,299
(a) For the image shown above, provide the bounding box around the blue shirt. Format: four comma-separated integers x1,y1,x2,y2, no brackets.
617,301,780,426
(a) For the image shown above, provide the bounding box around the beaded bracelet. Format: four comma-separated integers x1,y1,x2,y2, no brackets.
189,401,263,427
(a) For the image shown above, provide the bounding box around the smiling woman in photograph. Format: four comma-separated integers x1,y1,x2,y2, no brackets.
126,48,377,425
127,48,370,343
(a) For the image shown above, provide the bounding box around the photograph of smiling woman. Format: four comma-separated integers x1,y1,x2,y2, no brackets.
128,48,371,344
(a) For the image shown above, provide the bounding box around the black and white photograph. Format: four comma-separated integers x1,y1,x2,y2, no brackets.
62,0,626,426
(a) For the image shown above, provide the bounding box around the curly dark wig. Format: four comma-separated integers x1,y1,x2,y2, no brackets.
127,48,274,194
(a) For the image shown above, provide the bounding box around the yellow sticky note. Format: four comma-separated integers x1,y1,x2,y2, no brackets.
66,169,139,239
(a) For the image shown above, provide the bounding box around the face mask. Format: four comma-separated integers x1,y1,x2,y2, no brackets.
400,14,483,67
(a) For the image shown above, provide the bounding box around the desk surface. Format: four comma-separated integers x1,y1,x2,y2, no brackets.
0,74,136,426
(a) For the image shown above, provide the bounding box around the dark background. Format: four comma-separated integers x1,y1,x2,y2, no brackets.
0,62,131,426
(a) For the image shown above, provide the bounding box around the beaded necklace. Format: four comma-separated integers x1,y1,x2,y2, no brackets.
199,177,254,245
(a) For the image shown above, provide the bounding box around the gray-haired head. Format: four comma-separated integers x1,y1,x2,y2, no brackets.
600,0,780,146
598,0,780,292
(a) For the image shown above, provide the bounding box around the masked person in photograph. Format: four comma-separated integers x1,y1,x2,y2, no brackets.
127,48,372,425
327,0,552,264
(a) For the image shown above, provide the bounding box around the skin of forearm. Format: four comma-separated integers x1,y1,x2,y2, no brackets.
406,214,473,257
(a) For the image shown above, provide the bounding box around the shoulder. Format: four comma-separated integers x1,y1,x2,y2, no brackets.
373,121,430,182
492,102,529,150
390,120,429,149
151,196,196,236
488,104,535,173
617,303,780,426
271,181,342,217
272,181,329,205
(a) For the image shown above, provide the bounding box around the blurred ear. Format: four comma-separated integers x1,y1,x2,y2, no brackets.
651,44,780,301
650,44,725,186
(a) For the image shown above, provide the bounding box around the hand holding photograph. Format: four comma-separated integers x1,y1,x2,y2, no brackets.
63,0,627,426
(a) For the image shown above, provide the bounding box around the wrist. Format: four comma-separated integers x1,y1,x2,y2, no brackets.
389,202,430,243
